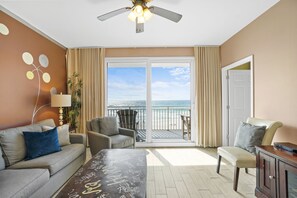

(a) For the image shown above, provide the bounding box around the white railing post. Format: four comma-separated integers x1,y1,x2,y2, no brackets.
166,106,169,131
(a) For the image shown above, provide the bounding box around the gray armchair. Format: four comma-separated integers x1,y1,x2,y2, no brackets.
86,117,136,156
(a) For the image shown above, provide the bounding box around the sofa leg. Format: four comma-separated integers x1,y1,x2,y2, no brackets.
233,167,240,191
217,155,222,174
245,168,248,174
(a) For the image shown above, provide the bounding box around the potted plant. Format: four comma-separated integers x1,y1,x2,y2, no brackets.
66,72,82,131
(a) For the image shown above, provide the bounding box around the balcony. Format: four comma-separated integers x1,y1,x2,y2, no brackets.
107,106,191,141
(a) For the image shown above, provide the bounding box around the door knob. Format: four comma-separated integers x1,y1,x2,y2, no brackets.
269,175,275,180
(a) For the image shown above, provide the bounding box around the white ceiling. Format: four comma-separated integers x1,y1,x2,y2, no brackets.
0,0,279,48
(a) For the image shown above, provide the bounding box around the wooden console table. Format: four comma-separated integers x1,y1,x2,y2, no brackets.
56,149,147,198
255,145,297,198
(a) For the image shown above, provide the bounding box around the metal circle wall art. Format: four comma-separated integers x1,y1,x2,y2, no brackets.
0,23,9,36
22,52,51,83
22,51,54,123
22,52,34,65
39,54,49,68
42,72,51,83
50,87,57,95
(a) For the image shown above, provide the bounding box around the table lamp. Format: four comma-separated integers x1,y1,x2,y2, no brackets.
51,93,71,125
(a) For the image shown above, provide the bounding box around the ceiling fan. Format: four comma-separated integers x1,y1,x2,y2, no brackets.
97,0,182,33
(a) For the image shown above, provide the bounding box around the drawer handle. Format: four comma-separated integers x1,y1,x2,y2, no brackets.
269,175,275,180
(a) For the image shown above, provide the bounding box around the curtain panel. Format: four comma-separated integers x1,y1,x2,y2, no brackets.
66,48,105,134
194,47,222,147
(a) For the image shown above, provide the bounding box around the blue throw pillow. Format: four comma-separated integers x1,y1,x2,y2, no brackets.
23,127,61,160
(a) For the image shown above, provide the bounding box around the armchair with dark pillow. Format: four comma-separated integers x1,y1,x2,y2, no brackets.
86,117,136,156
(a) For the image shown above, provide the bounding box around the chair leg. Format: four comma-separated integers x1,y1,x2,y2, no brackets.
233,167,240,191
181,120,185,139
216,155,222,174
245,168,248,174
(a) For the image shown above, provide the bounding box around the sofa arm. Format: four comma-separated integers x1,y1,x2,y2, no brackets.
69,133,86,147
119,128,136,144
87,131,111,156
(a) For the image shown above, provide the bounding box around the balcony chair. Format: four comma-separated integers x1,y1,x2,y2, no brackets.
117,109,142,142
181,115,191,140
217,117,283,191
86,117,136,156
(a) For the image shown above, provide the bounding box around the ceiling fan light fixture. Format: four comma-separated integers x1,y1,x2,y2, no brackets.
128,11,137,22
134,5,143,17
136,16,145,24
97,0,183,33
143,8,152,21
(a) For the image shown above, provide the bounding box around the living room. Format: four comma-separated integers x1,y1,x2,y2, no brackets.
0,0,296,197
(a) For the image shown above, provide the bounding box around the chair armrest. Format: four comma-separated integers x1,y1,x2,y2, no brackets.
119,128,136,138
69,133,86,147
87,131,111,156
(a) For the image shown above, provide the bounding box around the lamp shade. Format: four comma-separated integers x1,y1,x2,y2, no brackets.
51,94,71,107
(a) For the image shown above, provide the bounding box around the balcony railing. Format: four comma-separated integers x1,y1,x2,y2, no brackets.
107,106,190,131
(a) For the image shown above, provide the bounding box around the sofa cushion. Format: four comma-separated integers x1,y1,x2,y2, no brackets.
0,169,49,198
0,124,42,166
23,128,61,160
0,148,5,170
8,144,85,176
234,122,266,154
36,118,56,127
99,117,119,136
110,134,134,148
42,124,71,146
90,118,100,132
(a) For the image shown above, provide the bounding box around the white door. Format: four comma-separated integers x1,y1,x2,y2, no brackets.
228,70,251,145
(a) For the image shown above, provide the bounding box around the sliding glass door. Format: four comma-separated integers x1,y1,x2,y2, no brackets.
107,63,147,142
151,63,191,142
106,58,194,144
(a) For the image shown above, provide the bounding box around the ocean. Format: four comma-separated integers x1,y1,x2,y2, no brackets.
108,100,191,130
108,100,190,107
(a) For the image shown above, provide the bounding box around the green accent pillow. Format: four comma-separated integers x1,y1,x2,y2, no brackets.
234,122,266,154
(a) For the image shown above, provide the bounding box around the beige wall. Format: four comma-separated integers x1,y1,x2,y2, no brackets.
0,11,66,129
106,47,194,57
221,0,297,143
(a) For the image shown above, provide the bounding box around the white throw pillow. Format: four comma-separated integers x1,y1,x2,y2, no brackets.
42,124,70,146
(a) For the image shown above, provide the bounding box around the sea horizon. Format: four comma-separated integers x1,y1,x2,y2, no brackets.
108,100,190,130
108,99,190,107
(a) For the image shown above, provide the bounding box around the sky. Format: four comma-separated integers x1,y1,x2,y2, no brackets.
108,65,190,102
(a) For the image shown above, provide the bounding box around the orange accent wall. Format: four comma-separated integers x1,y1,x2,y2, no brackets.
0,11,66,129
221,0,297,143
106,47,194,57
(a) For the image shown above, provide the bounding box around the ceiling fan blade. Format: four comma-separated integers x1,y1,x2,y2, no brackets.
149,6,182,23
97,7,131,21
136,22,144,33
